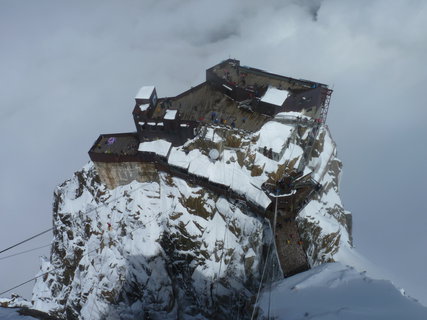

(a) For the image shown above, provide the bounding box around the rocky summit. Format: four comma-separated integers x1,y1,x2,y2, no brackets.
4,60,356,319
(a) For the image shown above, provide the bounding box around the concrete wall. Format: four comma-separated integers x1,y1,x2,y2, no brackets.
93,161,159,189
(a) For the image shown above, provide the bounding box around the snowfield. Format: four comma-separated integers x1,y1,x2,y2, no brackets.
257,262,427,320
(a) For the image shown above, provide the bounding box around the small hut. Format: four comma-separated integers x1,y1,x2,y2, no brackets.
255,86,290,116
132,85,157,137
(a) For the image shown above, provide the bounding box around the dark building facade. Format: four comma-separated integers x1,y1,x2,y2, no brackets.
89,59,332,174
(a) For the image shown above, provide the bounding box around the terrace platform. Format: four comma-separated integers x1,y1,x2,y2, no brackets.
89,133,139,162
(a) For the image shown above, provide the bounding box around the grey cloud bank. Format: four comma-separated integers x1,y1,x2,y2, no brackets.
0,0,426,305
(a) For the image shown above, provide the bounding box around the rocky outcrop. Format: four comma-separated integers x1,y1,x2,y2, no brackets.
30,121,352,319
32,163,268,319
297,126,352,266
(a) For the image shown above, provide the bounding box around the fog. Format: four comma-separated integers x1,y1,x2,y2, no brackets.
1,0,426,305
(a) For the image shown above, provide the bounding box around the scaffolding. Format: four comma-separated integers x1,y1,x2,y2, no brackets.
319,88,333,123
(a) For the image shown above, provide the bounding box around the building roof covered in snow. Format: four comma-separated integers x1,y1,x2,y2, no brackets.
138,140,171,157
256,121,294,154
164,109,178,120
260,86,290,106
139,104,150,112
135,85,155,100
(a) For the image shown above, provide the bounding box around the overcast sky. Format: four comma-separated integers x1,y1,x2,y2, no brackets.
1,0,426,306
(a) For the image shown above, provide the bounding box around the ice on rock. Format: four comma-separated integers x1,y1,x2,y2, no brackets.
27,116,363,319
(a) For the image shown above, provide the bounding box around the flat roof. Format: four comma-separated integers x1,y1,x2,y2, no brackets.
164,109,177,120
139,103,150,111
138,140,172,157
260,86,290,106
91,134,139,155
135,85,155,100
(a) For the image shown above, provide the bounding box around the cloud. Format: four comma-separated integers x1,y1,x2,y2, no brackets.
0,0,426,305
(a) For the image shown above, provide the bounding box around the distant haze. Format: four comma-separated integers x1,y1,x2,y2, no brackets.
1,0,426,305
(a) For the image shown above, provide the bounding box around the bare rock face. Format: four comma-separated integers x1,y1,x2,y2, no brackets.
297,126,352,266
31,122,352,320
